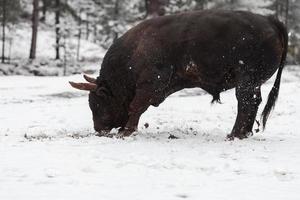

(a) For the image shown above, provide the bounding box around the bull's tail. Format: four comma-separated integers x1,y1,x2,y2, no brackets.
261,17,288,129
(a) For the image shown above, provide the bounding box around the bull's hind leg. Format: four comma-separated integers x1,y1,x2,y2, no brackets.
228,84,262,139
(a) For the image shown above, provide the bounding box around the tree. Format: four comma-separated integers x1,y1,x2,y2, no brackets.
270,0,290,27
87,0,143,48
145,0,167,18
53,0,84,60
55,0,60,60
285,0,289,28
265,0,300,63
77,9,82,61
41,0,51,22
29,0,39,59
194,0,209,10
1,0,6,63
113,0,119,40
0,0,21,63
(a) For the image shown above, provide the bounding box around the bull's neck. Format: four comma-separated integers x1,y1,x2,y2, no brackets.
97,72,135,110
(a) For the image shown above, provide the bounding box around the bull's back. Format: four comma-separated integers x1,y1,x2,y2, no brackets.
103,10,283,96
123,11,280,82
123,10,275,53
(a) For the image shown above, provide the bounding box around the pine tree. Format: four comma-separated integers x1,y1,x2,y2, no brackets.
29,0,39,59
145,0,167,18
0,0,21,63
55,0,60,60
41,0,51,22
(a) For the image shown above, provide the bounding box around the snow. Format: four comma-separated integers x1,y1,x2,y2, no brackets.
0,66,300,199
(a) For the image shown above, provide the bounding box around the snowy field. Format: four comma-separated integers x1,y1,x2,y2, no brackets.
0,66,300,200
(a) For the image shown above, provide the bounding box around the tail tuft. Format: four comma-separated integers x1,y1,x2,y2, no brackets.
261,17,288,129
261,72,282,129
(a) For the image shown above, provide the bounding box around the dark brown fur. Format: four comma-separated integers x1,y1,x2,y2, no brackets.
84,10,288,139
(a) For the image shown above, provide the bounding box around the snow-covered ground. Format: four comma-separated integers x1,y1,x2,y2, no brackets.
0,66,300,200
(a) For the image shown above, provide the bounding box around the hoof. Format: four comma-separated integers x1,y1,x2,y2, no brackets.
226,132,252,140
95,131,114,138
115,128,135,138
226,134,235,141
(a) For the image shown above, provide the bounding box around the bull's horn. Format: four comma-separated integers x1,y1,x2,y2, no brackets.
83,74,96,83
69,81,97,91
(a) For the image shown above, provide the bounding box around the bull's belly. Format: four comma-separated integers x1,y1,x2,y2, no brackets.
175,60,237,93
149,72,236,107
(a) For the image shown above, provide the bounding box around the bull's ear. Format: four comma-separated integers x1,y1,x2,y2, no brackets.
96,86,111,96
83,74,97,83
69,81,97,91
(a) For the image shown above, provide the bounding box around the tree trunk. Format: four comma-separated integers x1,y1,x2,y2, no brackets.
275,0,279,18
41,0,47,22
77,10,82,62
285,0,289,28
113,0,119,42
8,37,12,63
29,0,39,59
145,0,167,18
1,0,6,63
86,14,89,40
55,0,60,60
63,33,67,76
229,0,237,10
197,0,206,10
93,24,97,43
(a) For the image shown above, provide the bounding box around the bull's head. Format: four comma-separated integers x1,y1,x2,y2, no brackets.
69,75,128,133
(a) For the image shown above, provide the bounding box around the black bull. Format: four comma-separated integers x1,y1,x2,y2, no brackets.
70,10,288,139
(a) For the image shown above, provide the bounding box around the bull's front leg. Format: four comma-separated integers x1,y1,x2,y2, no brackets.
227,84,262,140
118,89,152,137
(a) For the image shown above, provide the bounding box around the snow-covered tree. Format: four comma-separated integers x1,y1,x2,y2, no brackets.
0,0,21,63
